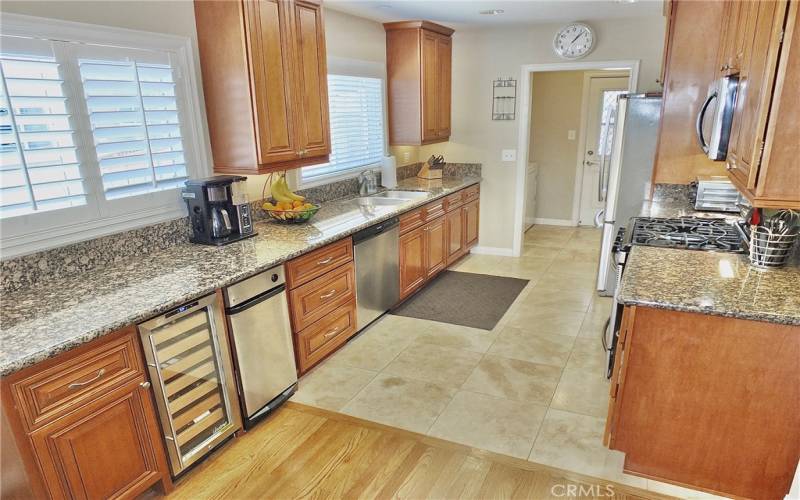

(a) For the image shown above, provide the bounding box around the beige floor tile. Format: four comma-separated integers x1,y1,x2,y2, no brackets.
341,373,455,434
330,316,420,371
521,285,594,313
520,246,561,260
506,257,552,280
559,247,601,263
413,321,497,353
529,409,609,477
567,338,608,373
383,343,483,389
579,309,611,339
451,254,513,276
488,326,575,367
461,355,562,405
504,305,586,337
550,365,610,418
428,391,547,459
292,362,377,411
524,233,574,249
587,295,614,316
551,260,600,279
535,270,596,292
602,450,648,489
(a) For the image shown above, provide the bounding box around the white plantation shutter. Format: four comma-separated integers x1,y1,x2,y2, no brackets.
79,56,187,200
0,15,208,257
0,38,87,217
301,74,384,182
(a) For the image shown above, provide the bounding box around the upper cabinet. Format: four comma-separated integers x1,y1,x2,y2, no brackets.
721,0,799,208
385,21,454,146
194,0,331,174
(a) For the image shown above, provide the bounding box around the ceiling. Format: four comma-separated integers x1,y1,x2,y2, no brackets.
326,0,664,28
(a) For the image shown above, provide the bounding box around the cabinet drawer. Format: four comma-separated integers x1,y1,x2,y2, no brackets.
9,327,144,432
443,191,463,212
285,237,353,289
288,262,356,331
462,184,480,203
400,208,425,235
295,300,357,374
423,199,446,221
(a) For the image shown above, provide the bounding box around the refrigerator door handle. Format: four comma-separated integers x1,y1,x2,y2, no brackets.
696,90,717,154
594,209,605,228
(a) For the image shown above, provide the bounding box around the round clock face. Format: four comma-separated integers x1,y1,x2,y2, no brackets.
553,23,595,59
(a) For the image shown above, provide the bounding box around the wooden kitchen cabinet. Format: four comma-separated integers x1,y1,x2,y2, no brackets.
424,215,446,279
195,0,330,174
724,0,799,208
1,327,172,499
605,306,800,499
463,199,479,249
385,20,454,145
445,208,464,265
399,226,427,299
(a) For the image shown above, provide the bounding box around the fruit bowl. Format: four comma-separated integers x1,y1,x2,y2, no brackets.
263,200,320,224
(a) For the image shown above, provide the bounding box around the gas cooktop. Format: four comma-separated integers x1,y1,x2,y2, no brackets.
624,217,745,253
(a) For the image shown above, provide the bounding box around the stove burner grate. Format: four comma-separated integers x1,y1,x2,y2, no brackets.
628,217,744,253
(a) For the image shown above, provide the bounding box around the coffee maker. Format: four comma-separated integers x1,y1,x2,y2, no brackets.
182,176,256,246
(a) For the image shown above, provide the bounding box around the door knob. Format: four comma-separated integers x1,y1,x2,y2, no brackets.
140,381,151,389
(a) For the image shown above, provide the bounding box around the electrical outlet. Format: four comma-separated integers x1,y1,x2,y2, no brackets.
568,130,577,141
501,149,517,162
403,151,411,163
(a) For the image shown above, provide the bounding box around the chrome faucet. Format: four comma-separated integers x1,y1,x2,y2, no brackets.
358,170,379,196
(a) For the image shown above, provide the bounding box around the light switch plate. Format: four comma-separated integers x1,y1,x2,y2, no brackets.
501,149,517,162
568,130,577,140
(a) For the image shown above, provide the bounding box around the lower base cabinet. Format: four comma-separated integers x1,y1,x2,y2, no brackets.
606,306,800,499
0,327,172,500
399,226,427,299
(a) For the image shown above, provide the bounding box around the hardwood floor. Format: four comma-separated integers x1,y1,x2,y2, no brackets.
164,402,672,500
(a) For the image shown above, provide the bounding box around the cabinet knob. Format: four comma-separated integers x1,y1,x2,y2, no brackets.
140,381,152,389
725,163,734,171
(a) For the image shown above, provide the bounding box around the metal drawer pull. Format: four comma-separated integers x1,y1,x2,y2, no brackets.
68,368,106,389
319,289,337,300
317,256,333,265
323,327,340,339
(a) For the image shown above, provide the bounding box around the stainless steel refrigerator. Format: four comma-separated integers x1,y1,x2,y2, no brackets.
596,93,663,296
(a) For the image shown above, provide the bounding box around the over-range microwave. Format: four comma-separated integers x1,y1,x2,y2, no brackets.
696,75,738,161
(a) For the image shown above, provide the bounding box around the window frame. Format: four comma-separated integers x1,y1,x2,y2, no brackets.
0,14,210,258
297,58,388,190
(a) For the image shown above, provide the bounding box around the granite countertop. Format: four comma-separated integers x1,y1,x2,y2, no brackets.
0,176,480,376
618,246,800,325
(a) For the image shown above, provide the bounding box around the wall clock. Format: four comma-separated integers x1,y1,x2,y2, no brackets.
553,23,595,59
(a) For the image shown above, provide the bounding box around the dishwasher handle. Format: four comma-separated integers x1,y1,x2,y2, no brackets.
226,284,286,315
353,216,399,244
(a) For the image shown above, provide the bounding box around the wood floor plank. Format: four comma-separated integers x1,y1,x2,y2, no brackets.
162,403,674,500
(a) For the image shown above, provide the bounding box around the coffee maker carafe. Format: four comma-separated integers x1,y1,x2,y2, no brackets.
182,176,257,246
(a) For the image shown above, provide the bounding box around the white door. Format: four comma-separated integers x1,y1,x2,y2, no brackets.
578,76,628,226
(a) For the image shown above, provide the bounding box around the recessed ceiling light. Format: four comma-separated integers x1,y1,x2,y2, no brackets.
479,9,504,15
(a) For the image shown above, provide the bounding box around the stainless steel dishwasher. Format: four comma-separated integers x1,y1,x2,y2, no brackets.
353,216,400,331
223,266,297,429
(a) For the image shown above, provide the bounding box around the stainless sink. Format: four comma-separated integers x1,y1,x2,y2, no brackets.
370,190,429,200
354,197,407,206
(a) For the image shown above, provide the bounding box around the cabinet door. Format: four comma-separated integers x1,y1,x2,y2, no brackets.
420,31,439,143
290,0,331,159
463,200,479,249
30,380,166,500
435,35,451,138
726,0,786,189
425,217,446,278
399,227,426,299
445,208,464,265
245,0,300,165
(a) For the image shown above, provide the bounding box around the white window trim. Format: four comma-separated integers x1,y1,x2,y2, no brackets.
296,58,388,190
0,13,210,259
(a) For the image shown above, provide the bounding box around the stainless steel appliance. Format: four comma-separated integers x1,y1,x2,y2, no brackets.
138,294,242,476
603,217,744,378
223,266,297,429
691,175,745,212
353,217,400,331
182,175,256,246
597,94,663,296
696,75,738,161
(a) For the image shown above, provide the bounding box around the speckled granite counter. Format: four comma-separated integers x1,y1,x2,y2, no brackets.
0,176,480,376
618,246,800,325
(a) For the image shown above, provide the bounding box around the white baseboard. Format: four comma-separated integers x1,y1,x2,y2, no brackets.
471,245,514,257
531,217,577,227
525,216,536,225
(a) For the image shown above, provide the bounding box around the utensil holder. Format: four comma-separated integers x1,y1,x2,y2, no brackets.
748,225,799,268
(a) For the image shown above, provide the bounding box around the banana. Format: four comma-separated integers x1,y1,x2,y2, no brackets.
270,176,294,203
279,176,305,202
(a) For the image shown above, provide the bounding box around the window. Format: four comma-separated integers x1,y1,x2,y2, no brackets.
300,74,384,185
0,15,207,257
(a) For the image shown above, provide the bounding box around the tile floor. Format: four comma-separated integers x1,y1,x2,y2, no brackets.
291,224,723,499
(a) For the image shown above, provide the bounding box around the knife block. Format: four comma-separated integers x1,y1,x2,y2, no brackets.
417,162,443,180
